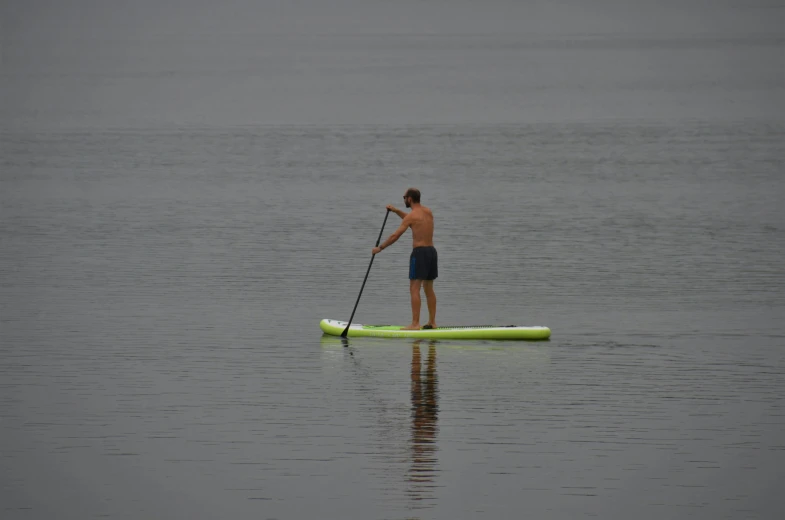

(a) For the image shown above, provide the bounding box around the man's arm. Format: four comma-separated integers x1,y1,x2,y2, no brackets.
386,205,407,219
372,217,410,254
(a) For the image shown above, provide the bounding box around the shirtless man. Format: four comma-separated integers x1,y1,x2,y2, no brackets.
372,188,438,330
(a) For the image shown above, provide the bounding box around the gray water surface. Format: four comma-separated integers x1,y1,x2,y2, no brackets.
2,1,785,519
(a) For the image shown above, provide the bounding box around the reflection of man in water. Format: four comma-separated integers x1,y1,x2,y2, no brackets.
408,340,439,503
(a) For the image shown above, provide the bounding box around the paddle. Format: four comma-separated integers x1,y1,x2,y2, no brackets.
342,209,391,337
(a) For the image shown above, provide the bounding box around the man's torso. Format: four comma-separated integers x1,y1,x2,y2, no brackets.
408,206,434,248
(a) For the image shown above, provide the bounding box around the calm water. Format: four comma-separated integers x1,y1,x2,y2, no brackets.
2,1,785,519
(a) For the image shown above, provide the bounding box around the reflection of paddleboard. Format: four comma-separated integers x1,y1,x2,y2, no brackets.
319,319,551,340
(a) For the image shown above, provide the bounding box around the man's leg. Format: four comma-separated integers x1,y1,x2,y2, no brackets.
423,280,437,328
403,279,423,330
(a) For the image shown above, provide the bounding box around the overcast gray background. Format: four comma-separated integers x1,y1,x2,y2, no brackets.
2,0,783,127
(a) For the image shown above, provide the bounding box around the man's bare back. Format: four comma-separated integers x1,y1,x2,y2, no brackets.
403,205,434,248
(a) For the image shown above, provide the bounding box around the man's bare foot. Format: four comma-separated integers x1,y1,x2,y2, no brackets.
423,323,437,329
402,323,421,330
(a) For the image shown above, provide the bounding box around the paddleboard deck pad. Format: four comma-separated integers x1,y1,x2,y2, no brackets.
320,319,550,340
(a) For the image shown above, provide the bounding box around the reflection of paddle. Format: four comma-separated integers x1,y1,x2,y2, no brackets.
342,210,391,338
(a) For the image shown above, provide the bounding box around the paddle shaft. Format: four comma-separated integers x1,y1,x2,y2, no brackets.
342,209,391,337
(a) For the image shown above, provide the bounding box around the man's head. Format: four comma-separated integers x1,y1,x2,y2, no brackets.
403,188,421,208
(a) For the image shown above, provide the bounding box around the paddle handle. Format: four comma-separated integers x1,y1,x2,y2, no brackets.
375,210,391,247
342,209,391,337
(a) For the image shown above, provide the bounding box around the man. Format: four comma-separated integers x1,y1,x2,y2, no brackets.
372,188,438,330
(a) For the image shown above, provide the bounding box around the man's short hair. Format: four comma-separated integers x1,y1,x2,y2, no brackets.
405,188,421,203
